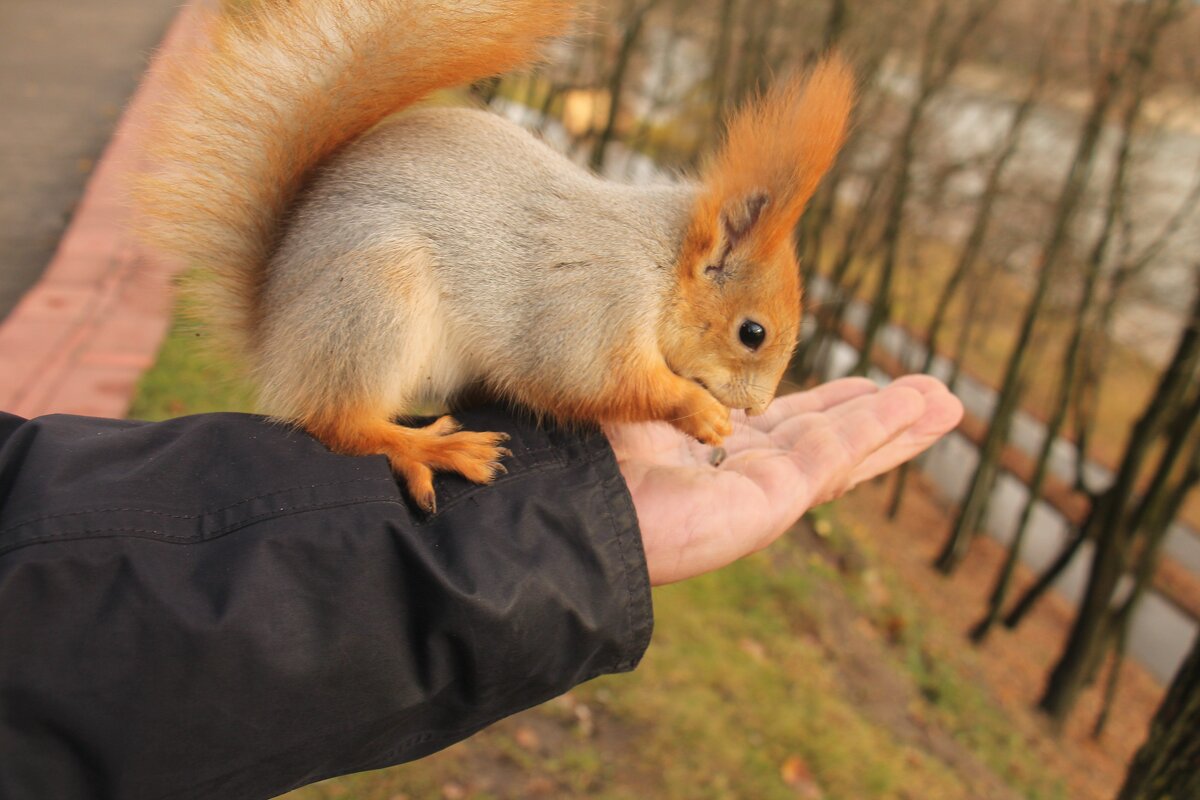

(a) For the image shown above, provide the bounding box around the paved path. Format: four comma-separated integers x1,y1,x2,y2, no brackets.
0,2,199,419
0,0,183,320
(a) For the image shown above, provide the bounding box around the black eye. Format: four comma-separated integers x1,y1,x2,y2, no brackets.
739,320,765,350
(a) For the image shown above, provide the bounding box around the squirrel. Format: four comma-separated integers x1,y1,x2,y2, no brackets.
134,0,854,512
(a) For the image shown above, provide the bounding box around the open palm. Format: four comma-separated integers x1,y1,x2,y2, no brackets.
606,375,964,585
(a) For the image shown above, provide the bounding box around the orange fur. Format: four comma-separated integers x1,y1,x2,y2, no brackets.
689,53,856,262
656,55,855,428
516,339,732,444
306,407,510,513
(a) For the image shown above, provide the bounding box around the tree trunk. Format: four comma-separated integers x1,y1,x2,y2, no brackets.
1039,273,1200,723
1094,429,1200,737
1115,633,1200,800
851,0,983,377
706,0,739,137
888,5,1059,519
971,32,1145,635
588,0,658,172
933,4,1133,573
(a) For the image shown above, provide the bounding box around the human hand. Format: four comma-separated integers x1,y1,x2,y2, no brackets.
605,375,964,585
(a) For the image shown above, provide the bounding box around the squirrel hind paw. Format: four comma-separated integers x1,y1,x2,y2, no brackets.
389,423,511,510
304,413,512,512
413,425,511,485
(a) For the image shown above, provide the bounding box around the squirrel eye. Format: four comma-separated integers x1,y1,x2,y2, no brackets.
739,320,766,350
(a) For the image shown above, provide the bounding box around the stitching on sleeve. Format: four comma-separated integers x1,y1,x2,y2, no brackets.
412,444,594,524
0,476,398,535
0,494,407,556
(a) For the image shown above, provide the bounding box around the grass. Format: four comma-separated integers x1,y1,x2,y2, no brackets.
126,305,254,421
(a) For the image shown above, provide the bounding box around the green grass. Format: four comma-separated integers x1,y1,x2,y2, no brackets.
127,307,254,421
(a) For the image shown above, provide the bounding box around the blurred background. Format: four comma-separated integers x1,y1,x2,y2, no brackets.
4,0,1200,798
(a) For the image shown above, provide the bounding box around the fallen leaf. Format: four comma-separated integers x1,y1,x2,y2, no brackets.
862,569,891,608
514,725,541,752
780,755,824,799
523,777,556,796
739,637,768,662
574,703,595,738
884,613,908,643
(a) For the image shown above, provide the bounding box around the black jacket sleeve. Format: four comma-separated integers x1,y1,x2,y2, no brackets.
0,407,652,800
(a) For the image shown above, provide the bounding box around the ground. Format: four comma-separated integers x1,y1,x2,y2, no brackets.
271,473,1163,800
838,475,1164,800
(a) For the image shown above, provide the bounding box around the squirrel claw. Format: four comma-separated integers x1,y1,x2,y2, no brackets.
416,492,437,515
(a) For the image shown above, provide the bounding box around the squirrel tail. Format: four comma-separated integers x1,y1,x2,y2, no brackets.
133,0,573,358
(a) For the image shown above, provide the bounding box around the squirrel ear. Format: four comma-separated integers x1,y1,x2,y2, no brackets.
699,54,855,256
720,192,769,250
701,191,769,279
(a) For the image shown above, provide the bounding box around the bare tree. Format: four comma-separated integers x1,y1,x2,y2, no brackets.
1093,415,1200,737
589,0,661,171
1039,270,1199,724
970,15,1151,637
932,0,1180,575
888,2,1067,520
851,0,1000,377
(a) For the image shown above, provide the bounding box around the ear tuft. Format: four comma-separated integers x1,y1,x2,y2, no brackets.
699,53,856,257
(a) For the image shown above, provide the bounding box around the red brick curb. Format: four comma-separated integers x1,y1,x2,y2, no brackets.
0,3,200,419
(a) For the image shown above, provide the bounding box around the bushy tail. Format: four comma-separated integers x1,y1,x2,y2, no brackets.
134,0,573,357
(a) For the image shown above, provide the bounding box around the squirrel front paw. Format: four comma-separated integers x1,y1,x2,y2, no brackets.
671,391,733,446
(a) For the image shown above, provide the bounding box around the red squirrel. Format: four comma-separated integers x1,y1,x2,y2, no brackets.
135,0,854,512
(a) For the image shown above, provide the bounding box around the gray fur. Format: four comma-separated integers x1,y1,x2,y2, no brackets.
255,106,696,419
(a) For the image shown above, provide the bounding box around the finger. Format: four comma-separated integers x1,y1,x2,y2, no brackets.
846,382,964,486
822,384,927,462
889,373,954,399
725,385,923,520
747,377,880,432
889,376,964,437
766,382,923,452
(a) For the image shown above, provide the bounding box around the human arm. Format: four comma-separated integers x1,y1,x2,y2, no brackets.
0,408,651,800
